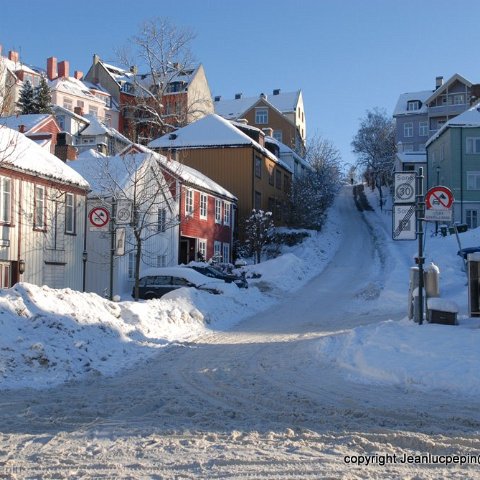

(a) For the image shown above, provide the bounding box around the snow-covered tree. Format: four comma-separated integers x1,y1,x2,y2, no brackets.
244,209,275,264
34,76,52,114
351,108,396,207
117,18,211,143
289,134,342,229
17,80,35,114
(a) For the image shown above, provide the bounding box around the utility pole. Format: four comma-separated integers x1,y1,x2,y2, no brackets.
416,167,425,325
109,197,117,300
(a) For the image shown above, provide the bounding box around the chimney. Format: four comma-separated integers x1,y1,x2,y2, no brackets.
262,127,274,137
436,76,444,89
273,89,280,95
214,95,221,102
260,92,267,100
18,124,26,134
47,56,57,80
58,60,69,78
74,106,84,116
8,50,19,63
74,70,83,80
236,118,248,124
235,93,242,100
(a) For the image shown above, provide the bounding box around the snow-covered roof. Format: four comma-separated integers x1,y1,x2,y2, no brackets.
80,114,131,145
265,136,311,170
396,152,427,164
1,114,51,133
0,127,89,188
424,73,472,105
50,76,105,105
393,90,432,117
426,104,480,147
120,144,236,200
214,91,301,119
53,105,90,124
148,114,291,171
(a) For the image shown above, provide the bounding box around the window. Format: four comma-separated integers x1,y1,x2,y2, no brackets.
34,185,46,229
275,169,282,189
466,210,478,229
255,108,268,124
65,193,75,234
214,241,222,261
157,255,167,268
223,202,230,226
268,167,274,185
57,115,65,130
403,143,414,152
467,172,480,190
63,98,73,111
185,189,194,216
77,100,84,108
200,193,208,219
273,130,283,142
407,100,420,111
255,156,262,178
284,174,290,193
254,191,262,210
158,208,167,232
404,123,413,137
419,122,428,137
450,94,465,105
0,176,11,223
268,197,275,215
466,137,480,154
0,262,11,288
197,239,207,260
128,252,135,279
223,243,230,263
215,198,222,224
89,106,98,117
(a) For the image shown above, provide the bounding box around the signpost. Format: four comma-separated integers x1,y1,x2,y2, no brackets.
88,206,110,231
392,172,417,241
394,172,416,204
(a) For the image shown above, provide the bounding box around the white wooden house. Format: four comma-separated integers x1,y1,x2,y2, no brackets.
0,126,90,289
68,149,178,297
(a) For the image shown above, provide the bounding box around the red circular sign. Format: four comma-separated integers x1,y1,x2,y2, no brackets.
425,186,454,210
88,207,110,227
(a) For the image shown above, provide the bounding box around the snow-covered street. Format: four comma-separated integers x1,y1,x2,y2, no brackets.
1,186,480,479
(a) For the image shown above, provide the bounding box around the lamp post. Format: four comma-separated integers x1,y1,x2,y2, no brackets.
82,250,88,292
435,165,440,235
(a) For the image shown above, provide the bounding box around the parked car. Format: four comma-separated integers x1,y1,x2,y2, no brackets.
133,267,224,300
186,264,248,289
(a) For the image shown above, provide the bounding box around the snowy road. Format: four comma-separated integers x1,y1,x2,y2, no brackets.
1,187,480,479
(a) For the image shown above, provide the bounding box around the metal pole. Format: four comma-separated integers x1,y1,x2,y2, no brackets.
109,197,117,300
417,167,425,325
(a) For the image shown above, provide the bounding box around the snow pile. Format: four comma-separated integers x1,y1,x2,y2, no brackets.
317,318,480,396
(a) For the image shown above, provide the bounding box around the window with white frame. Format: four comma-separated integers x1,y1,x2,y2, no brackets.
466,137,480,154
34,185,46,229
197,239,207,260
185,189,194,216
157,208,167,232
63,98,73,111
157,254,167,268
466,209,478,229
128,252,135,279
419,122,428,137
467,172,480,190
65,193,75,234
0,176,11,223
404,122,413,137
407,100,420,111
223,202,230,226
223,243,230,263
215,198,222,223
273,130,283,142
255,108,268,124
89,106,98,117
200,193,208,219
214,241,222,261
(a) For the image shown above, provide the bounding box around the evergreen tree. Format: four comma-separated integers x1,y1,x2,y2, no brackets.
34,76,52,114
17,80,35,114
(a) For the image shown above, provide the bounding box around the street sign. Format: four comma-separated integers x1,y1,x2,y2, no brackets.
116,200,132,225
89,206,110,231
394,172,416,204
115,227,126,256
393,204,417,240
424,186,454,222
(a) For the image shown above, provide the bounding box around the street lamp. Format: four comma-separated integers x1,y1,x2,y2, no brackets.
82,250,88,292
18,259,25,275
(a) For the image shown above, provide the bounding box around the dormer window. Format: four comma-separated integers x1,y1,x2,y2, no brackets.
407,100,421,111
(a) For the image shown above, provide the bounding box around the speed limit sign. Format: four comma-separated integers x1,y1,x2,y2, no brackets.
394,172,416,204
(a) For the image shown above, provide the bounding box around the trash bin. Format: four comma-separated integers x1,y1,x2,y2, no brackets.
467,252,480,317
424,262,440,298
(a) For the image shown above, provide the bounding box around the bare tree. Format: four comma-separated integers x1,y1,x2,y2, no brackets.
351,108,396,208
117,18,212,143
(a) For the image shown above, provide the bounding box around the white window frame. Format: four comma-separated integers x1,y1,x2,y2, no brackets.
222,243,230,263
214,241,222,261
215,198,222,224
467,172,480,190
223,202,231,226
466,137,480,154
407,100,420,111
128,252,135,279
200,193,208,219
404,122,413,138
34,185,46,230
65,192,75,234
0,176,11,224
185,189,194,216
255,108,268,124
466,209,478,229
198,239,207,260
157,254,167,268
419,121,428,137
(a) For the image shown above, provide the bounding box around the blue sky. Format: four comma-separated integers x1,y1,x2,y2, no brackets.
2,0,480,167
